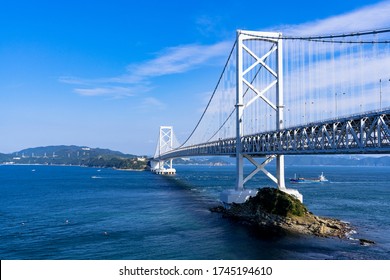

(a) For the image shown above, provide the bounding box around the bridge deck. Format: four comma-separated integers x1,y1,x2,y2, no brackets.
155,109,390,160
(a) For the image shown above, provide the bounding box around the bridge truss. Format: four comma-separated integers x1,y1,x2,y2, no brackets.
159,109,390,158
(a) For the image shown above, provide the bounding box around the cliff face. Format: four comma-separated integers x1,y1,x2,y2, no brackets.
211,187,352,238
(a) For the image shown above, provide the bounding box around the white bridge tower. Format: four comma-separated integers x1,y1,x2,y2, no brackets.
221,30,302,204
150,126,176,175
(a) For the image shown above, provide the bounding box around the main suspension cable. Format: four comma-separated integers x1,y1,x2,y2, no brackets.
178,40,237,148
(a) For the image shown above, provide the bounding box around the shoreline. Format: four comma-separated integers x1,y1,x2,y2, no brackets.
0,163,147,171
114,168,147,172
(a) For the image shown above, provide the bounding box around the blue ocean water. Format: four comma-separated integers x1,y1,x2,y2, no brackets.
0,164,389,260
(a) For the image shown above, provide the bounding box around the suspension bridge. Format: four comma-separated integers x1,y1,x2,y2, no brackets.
150,29,390,204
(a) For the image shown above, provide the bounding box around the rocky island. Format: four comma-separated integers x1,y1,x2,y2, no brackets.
211,187,353,239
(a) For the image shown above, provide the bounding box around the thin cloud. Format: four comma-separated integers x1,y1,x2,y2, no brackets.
60,41,232,98
141,97,167,110
59,76,91,86
124,41,232,81
195,15,225,38
74,85,151,98
281,0,390,36
277,1,390,125
59,76,116,86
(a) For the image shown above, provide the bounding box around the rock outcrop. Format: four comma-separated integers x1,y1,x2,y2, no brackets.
210,187,352,238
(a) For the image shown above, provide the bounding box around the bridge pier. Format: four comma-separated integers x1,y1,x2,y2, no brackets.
221,154,302,204
150,159,176,175
276,155,286,190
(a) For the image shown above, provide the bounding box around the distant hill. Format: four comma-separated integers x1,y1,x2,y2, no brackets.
1,145,148,170
13,145,136,159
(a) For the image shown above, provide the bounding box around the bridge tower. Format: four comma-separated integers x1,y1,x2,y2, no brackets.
150,126,176,175
222,30,302,204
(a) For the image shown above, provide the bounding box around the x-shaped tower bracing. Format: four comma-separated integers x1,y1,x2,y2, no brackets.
154,126,174,171
235,30,287,192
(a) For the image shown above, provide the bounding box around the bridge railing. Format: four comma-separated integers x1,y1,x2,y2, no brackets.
286,106,390,132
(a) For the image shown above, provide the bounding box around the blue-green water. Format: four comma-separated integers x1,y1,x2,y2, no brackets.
0,164,389,259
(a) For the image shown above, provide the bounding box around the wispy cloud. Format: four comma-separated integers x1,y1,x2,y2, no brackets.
74,86,138,97
280,0,390,36
140,97,167,110
122,41,232,82
59,76,91,85
60,41,232,99
195,15,226,38
278,1,390,111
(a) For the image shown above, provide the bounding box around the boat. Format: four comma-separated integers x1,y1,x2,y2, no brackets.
290,172,328,183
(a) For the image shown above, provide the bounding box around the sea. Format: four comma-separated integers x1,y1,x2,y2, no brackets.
0,163,389,260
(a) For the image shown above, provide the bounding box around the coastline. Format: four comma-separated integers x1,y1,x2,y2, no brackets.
114,167,147,172
0,163,147,172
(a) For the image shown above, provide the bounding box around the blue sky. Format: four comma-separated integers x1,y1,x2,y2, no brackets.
1,0,389,155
